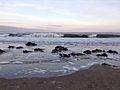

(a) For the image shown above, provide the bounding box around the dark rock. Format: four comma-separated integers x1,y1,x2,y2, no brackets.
101,53,108,57
92,49,103,53
0,49,6,54
103,50,106,52
83,50,91,54
52,46,68,53
25,42,37,46
96,54,101,57
97,34,120,38
112,51,118,54
23,50,32,53
8,46,15,49
34,48,44,52
55,46,68,51
59,53,70,58
69,52,85,57
52,49,57,53
9,33,15,37
9,33,24,37
63,34,88,38
107,50,112,53
16,46,24,49
97,53,108,57
101,63,111,66
107,50,118,54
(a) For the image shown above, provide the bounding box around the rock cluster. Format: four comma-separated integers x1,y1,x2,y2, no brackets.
52,46,68,53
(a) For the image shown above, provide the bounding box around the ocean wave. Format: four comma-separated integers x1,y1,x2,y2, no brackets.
0,32,63,38
25,32,63,38
0,32,120,38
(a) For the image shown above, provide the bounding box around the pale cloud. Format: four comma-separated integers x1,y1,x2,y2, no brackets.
0,0,120,32
0,11,119,32
13,2,34,7
0,11,84,29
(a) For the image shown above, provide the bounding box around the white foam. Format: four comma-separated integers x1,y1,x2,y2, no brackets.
12,61,23,64
68,62,75,65
62,65,79,71
33,68,46,74
51,70,67,73
0,61,10,64
80,65,88,69
80,62,99,69
28,32,63,38
87,62,99,66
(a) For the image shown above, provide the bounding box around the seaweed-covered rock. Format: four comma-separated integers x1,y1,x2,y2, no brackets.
25,42,37,46
52,46,68,53
83,50,91,54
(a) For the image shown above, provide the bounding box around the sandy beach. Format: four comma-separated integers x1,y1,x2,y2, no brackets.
0,64,120,90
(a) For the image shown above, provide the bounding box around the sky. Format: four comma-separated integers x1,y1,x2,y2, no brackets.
0,0,120,32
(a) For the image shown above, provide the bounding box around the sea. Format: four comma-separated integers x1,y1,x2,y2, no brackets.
0,32,120,78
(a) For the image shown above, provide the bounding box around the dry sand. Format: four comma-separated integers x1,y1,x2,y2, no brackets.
0,64,120,90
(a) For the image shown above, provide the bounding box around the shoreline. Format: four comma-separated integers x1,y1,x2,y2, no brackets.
0,64,120,90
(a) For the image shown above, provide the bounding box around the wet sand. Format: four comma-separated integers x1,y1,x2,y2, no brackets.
0,64,120,90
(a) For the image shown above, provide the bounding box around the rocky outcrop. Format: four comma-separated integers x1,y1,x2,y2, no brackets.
52,46,68,53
